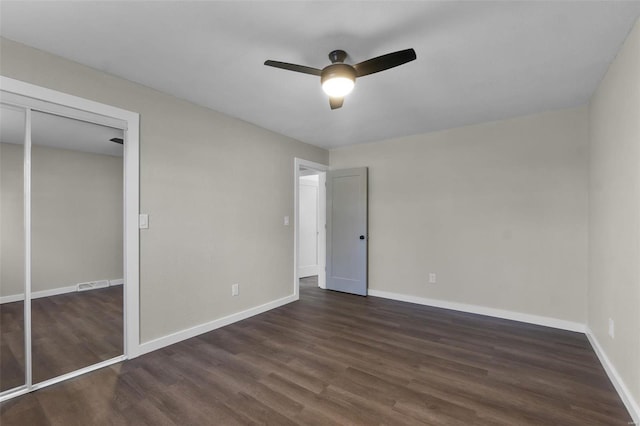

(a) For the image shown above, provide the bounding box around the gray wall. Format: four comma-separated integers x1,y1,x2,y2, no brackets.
331,106,589,323
588,18,640,406
0,37,329,342
0,142,24,298
1,142,123,297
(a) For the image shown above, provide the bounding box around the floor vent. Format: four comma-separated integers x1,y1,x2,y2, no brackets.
76,280,110,292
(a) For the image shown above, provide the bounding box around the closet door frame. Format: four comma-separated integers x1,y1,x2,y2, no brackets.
0,76,140,402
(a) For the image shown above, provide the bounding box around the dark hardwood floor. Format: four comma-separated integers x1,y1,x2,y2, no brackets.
0,286,123,391
1,278,631,425
0,299,25,391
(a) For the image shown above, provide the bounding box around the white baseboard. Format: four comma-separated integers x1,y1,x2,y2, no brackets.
367,289,586,333
137,293,298,356
0,293,26,304
77,280,109,292
0,285,77,304
0,278,124,304
298,265,319,278
586,328,640,424
110,278,124,286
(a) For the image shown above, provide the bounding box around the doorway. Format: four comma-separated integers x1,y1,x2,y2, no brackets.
294,158,328,298
0,77,139,402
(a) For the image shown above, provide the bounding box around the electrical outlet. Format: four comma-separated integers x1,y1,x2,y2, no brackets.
608,318,614,338
429,273,437,284
232,283,239,296
284,216,289,226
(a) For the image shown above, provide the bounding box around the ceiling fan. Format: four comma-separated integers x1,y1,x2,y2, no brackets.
264,48,417,110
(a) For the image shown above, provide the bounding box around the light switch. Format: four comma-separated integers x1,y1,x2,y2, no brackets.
284,216,289,226
139,214,149,229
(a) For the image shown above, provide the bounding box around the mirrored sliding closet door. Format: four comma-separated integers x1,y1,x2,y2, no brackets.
0,103,27,393
30,111,125,383
0,97,126,398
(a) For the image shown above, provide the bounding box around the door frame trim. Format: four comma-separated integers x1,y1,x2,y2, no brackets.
294,158,328,299
0,76,140,402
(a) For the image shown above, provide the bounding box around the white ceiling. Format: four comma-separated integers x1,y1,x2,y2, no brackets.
1,1,639,149
1,105,124,157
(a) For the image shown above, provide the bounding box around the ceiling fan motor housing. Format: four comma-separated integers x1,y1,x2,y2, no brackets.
328,49,348,63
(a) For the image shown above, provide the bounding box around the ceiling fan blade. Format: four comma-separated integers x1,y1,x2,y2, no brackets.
329,97,344,110
264,60,322,76
353,48,417,78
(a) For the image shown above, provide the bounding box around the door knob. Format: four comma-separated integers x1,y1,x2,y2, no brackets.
359,235,365,240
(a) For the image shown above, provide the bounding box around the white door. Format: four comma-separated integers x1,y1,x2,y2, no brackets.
326,167,368,296
298,176,319,278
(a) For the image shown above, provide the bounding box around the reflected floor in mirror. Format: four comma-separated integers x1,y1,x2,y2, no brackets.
0,302,25,391
0,286,123,388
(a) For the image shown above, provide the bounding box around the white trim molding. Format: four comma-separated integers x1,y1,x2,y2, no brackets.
586,328,640,424
30,355,126,393
0,294,24,304
137,294,297,356
109,278,124,286
34,286,76,299
368,289,586,333
0,278,125,304
0,285,76,304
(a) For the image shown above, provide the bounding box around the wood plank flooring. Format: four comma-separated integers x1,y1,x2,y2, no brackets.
0,286,123,391
0,298,25,391
0,278,631,425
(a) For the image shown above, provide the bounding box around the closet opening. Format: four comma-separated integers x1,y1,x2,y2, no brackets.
0,77,140,402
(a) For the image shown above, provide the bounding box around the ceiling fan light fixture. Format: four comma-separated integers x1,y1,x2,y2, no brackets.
321,63,356,98
322,77,355,98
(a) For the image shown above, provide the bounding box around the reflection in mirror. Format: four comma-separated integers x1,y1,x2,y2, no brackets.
0,103,26,392
30,111,124,383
